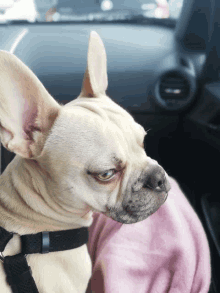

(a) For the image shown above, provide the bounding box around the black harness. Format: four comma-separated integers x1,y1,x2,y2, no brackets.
0,226,89,293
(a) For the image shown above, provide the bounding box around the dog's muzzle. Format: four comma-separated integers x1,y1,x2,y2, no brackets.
106,164,171,224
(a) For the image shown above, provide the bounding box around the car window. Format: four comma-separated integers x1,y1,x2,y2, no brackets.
0,0,183,23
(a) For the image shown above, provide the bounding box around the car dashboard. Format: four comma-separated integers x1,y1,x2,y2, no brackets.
0,19,219,293
1,23,205,112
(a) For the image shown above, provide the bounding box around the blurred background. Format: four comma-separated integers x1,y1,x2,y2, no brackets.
0,0,183,23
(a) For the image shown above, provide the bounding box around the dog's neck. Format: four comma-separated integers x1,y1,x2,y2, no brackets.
0,156,93,235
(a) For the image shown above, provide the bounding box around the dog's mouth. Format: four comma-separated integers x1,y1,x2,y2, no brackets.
124,192,168,216
105,192,168,224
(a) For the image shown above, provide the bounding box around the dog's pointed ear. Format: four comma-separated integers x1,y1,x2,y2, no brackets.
0,51,61,158
80,31,108,97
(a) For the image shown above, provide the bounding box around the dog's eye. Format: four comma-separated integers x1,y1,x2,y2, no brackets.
96,169,116,181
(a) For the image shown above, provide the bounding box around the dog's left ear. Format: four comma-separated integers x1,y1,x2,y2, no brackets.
80,31,108,97
0,51,61,159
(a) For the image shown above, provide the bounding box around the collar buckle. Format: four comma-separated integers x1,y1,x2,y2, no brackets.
0,251,4,262
42,231,50,254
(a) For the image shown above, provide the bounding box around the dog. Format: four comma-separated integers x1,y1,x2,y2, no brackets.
0,31,171,293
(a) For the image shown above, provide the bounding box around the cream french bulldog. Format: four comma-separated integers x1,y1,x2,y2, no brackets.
0,31,170,292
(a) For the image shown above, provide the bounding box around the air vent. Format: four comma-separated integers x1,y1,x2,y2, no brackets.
159,72,190,101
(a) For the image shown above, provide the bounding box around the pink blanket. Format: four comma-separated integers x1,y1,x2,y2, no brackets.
86,176,211,293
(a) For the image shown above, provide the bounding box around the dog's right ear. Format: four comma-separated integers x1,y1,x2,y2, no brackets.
0,51,61,159
80,31,108,97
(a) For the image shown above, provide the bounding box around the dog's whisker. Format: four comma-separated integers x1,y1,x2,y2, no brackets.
61,186,74,192
69,210,93,227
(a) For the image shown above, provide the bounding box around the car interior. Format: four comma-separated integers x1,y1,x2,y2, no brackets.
0,0,219,292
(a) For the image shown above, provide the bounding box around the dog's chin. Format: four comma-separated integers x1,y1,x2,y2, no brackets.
105,206,159,224
105,192,168,224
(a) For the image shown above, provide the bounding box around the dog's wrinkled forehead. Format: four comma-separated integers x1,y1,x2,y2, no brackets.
42,96,146,172
64,96,146,149
39,97,146,178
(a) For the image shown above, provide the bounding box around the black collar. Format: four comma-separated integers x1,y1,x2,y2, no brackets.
0,226,89,293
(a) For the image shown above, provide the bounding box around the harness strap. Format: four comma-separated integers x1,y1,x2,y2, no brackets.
0,226,89,293
0,227,13,252
21,227,89,254
3,253,39,293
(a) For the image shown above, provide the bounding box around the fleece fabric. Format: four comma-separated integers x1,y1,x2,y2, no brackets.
87,176,211,293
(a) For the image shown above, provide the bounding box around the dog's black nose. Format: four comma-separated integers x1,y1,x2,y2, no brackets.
143,166,169,192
